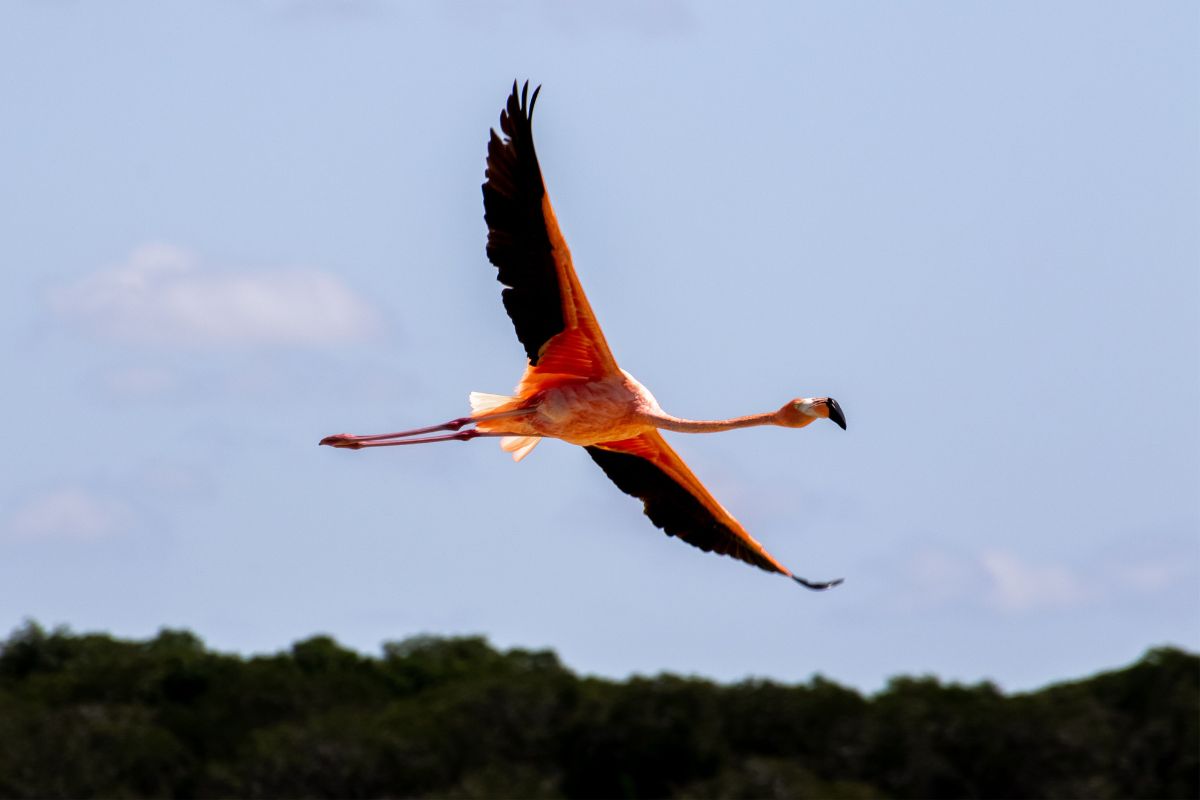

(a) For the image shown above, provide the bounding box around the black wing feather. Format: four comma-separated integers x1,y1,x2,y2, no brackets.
482,81,564,364
584,445,783,574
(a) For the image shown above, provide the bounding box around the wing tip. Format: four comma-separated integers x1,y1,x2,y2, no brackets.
504,79,543,125
791,575,844,591
488,80,544,170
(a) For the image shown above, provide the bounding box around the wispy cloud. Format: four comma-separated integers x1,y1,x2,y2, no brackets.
896,545,1104,614
51,243,380,347
980,549,1088,612
899,538,1196,615
1115,559,1194,593
905,546,978,606
6,488,131,541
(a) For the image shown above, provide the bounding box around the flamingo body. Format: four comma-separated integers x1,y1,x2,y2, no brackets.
476,370,663,447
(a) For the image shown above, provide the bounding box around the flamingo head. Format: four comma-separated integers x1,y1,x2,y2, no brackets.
779,397,847,430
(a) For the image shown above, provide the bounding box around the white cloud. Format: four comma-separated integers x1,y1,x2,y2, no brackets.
900,541,1191,614
7,488,131,541
981,549,1088,612
1118,561,1190,592
52,243,380,347
904,547,978,607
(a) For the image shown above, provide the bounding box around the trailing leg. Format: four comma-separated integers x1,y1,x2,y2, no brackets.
319,407,534,449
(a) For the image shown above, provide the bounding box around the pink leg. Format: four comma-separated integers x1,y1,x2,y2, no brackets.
326,429,515,449
320,407,532,449
321,417,472,446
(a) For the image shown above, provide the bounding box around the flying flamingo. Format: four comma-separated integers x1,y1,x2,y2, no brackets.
322,82,847,590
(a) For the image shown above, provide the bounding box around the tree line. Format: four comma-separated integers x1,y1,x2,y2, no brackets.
0,622,1194,799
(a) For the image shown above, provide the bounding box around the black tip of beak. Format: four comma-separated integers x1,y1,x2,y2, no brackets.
826,398,847,430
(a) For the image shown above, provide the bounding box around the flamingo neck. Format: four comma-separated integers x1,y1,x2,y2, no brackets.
649,410,781,434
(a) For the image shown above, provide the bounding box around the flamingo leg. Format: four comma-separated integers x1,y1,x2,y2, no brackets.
320,408,533,449
326,429,520,449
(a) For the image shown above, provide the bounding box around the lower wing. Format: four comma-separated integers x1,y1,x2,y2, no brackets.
585,432,842,590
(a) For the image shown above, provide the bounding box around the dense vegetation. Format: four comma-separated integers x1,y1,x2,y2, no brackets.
0,622,1194,799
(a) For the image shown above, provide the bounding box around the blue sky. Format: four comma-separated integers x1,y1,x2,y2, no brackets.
1,1,1196,692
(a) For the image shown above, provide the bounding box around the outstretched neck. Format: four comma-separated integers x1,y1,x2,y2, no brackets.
648,410,781,434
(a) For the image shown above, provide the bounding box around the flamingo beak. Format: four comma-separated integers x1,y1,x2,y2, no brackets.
825,398,847,430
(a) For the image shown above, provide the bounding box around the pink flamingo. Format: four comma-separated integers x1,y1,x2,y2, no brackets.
322,83,846,589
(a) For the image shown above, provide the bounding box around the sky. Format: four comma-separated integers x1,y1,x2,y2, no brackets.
1,1,1196,693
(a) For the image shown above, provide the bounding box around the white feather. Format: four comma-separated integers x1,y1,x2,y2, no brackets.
500,435,541,462
468,391,514,414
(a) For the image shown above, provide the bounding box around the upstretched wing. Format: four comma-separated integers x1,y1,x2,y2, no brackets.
586,433,842,589
483,81,618,380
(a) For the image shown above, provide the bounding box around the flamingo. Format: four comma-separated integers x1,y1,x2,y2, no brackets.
322,82,847,590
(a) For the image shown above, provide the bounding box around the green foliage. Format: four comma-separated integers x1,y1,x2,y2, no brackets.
0,620,1194,799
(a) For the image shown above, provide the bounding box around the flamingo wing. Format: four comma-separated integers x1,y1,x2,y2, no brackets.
586,433,841,589
483,82,618,380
